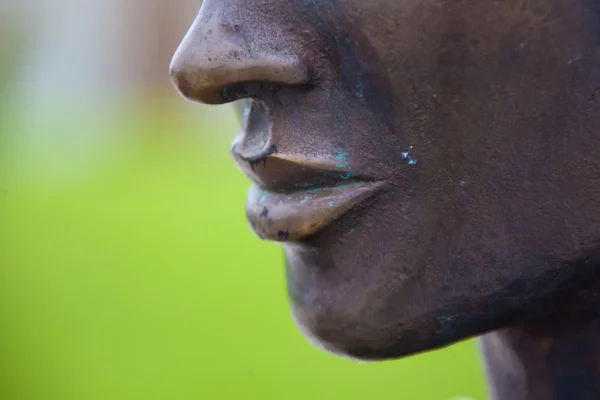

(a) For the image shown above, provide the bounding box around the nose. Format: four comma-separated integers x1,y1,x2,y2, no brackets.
169,1,311,105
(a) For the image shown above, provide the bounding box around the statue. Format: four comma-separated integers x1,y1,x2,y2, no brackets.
169,1,600,398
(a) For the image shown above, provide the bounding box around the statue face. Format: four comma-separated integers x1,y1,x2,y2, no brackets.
170,0,600,359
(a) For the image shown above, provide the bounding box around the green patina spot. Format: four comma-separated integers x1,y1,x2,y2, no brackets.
301,195,312,203
335,152,350,169
257,191,269,205
328,201,334,207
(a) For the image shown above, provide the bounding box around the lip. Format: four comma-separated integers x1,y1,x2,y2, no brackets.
232,147,372,191
246,180,385,242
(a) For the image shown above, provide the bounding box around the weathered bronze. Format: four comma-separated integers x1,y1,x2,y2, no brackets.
170,1,600,398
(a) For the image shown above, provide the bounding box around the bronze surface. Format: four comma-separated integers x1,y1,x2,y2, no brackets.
170,1,600,398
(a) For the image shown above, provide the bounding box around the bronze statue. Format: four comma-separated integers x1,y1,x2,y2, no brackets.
169,1,600,398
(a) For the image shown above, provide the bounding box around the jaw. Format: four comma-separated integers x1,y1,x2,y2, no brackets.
282,232,600,362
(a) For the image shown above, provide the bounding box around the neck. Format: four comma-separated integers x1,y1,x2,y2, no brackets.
481,304,600,400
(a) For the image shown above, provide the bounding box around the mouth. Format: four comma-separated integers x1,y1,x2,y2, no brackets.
237,146,385,242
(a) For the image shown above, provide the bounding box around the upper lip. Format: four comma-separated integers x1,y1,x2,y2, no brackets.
231,144,366,192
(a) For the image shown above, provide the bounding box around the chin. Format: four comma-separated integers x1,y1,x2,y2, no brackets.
284,255,449,361
288,301,448,362
290,307,394,361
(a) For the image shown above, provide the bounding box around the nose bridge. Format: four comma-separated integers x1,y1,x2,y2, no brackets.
169,2,310,105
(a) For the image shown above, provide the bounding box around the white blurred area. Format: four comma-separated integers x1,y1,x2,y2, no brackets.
3,0,199,108
0,0,238,187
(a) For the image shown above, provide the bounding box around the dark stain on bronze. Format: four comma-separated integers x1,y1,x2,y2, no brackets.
297,0,397,132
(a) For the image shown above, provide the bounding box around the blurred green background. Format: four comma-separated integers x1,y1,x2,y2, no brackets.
0,1,487,399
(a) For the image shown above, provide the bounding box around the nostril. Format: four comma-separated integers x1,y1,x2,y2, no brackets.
220,85,251,103
219,81,284,103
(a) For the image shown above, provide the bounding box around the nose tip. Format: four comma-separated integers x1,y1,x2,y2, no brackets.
169,7,310,105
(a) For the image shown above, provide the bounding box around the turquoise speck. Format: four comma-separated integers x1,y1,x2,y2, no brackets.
257,191,268,204
335,152,350,169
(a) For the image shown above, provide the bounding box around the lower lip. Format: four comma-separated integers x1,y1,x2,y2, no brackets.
246,181,384,242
